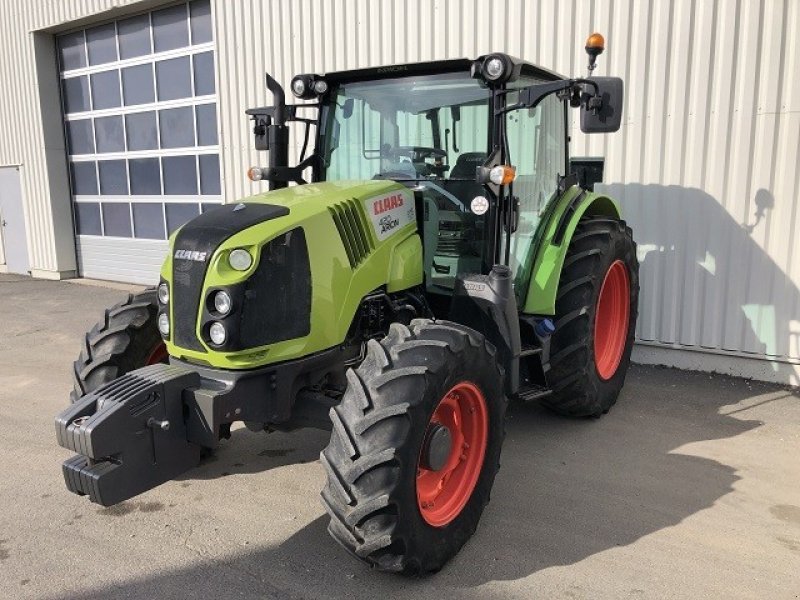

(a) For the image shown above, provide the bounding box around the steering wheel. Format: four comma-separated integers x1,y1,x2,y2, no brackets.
393,146,447,162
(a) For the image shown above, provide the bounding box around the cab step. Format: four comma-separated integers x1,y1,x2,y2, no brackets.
516,383,551,402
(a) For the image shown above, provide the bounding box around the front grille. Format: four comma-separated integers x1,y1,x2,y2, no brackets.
171,202,289,352
329,199,375,268
238,228,312,348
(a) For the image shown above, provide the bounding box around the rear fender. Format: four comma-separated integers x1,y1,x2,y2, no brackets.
521,187,621,315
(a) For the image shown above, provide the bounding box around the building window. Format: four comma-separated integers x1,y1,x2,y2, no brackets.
58,0,220,241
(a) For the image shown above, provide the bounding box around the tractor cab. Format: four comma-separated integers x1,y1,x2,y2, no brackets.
246,52,623,315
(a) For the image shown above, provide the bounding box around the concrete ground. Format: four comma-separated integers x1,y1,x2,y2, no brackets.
1,273,798,599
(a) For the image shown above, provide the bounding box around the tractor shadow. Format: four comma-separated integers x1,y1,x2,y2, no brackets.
175,426,329,481
600,183,800,382
54,365,778,599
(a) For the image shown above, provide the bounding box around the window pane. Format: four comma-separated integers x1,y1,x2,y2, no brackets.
152,4,189,52
129,158,161,195
122,64,155,106
66,119,94,155
193,51,215,95
118,14,151,59
58,31,86,71
162,155,198,195
75,202,101,235
86,23,117,65
199,154,220,195
90,70,121,110
195,103,217,145
165,203,200,234
125,111,158,151
159,106,195,148
70,162,97,195
98,160,128,195
94,115,125,153
102,203,132,237
190,0,213,44
62,77,90,113
132,202,166,239
156,57,192,101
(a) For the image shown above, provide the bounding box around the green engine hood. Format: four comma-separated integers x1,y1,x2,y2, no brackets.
160,180,423,369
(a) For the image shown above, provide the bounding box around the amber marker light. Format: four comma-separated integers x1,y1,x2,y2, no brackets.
247,166,263,181
489,165,517,186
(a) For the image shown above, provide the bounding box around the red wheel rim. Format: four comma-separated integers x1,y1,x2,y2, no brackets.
594,260,630,380
416,381,488,527
145,342,168,365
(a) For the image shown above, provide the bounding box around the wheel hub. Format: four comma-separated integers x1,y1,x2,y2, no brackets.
421,423,453,472
416,382,489,527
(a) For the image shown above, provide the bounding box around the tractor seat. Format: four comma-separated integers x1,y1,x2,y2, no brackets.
443,152,486,209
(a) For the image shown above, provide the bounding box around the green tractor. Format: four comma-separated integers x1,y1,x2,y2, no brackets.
57,34,638,575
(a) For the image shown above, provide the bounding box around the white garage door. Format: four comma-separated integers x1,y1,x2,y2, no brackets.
58,0,221,284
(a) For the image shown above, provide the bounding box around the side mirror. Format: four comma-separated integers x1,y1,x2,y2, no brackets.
342,98,354,119
580,76,624,133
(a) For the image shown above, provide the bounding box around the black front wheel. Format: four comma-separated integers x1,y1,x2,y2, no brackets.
70,289,166,403
321,320,507,575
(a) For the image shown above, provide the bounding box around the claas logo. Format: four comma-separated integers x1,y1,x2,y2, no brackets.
373,193,404,215
174,249,208,262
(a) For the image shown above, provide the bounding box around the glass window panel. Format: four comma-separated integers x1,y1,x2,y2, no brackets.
152,4,189,52
58,31,86,71
86,23,117,65
94,115,125,153
122,64,155,106
201,202,222,213
190,0,213,44
66,119,94,155
195,103,217,145
129,158,162,195
98,160,128,195
90,70,121,110
159,106,195,148
70,162,97,195
75,202,102,235
165,203,200,235
162,155,198,195
125,111,158,151
132,202,166,239
102,203,132,237
192,51,215,96
155,56,192,101
118,14,151,59
62,76,91,113
198,154,220,195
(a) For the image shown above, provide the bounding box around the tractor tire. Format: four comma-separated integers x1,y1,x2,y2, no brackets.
321,319,506,575
542,216,639,417
70,288,167,403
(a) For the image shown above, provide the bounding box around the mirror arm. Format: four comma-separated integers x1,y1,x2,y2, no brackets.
498,78,602,115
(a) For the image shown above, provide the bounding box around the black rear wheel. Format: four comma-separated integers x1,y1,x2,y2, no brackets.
542,216,639,417
70,288,166,403
321,319,507,575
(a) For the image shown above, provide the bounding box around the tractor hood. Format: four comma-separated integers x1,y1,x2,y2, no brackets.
159,180,423,369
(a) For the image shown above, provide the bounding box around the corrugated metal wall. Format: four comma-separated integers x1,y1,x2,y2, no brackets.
1,0,798,383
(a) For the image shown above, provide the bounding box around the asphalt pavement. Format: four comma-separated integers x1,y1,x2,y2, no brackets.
1,273,798,599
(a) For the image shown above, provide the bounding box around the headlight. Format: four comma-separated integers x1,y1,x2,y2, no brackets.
484,57,505,80
209,322,226,346
291,76,307,98
228,248,253,271
213,290,232,315
312,79,328,95
157,282,169,304
157,313,170,336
